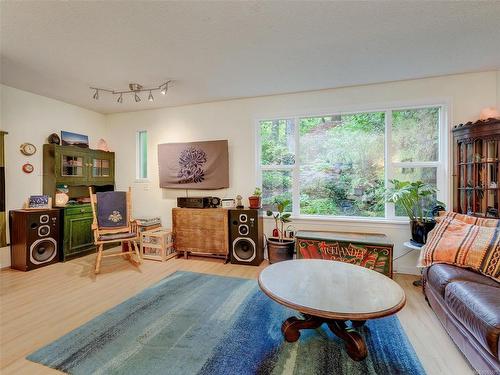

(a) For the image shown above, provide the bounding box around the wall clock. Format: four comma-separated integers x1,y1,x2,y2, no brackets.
22,163,34,174
20,143,37,156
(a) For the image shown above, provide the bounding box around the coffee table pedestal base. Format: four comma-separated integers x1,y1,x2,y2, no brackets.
281,315,368,361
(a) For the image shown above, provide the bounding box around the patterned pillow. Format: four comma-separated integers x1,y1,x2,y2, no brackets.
419,216,500,281
437,211,500,227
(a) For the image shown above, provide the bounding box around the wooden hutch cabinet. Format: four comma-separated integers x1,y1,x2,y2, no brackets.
44,144,114,187
453,118,500,218
43,144,115,260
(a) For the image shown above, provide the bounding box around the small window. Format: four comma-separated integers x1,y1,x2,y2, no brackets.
137,130,148,180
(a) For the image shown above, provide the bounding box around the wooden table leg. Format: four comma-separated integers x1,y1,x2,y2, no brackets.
281,315,368,361
327,320,368,361
281,314,323,342
351,320,366,328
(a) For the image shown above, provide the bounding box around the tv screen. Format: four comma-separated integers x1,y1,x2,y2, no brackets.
158,140,229,190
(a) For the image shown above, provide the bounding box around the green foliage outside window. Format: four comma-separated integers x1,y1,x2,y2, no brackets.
260,107,440,218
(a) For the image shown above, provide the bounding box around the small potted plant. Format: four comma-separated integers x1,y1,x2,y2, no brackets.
384,179,444,245
248,187,262,209
266,198,295,263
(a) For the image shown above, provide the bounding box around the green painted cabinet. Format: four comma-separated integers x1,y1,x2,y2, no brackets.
62,204,95,260
62,205,115,260
43,144,115,195
43,144,115,261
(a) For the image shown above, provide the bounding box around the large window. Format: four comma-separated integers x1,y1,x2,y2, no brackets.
136,130,148,180
257,105,447,220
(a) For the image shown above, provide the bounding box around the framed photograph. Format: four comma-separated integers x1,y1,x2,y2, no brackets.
61,131,89,148
26,195,52,209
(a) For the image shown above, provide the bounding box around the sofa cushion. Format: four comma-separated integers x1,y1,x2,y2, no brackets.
437,211,500,227
426,264,499,297
419,215,500,281
445,281,500,359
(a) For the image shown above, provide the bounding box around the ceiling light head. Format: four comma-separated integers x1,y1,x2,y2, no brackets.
93,89,99,100
148,90,154,102
129,83,143,91
160,84,168,95
117,93,123,103
134,93,141,102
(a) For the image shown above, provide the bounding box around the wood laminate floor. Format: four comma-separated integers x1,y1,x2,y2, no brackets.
0,250,474,374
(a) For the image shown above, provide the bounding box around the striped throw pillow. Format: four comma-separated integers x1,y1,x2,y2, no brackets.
419,215,500,281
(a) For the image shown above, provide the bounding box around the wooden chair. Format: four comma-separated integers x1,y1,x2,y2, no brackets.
89,187,142,273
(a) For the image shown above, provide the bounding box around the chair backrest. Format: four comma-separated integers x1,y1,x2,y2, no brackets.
89,187,132,235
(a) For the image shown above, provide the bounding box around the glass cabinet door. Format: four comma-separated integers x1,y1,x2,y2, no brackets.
61,155,84,177
89,151,114,184
92,158,110,177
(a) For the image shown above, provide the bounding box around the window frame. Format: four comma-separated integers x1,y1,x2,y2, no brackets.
255,101,450,222
136,130,149,182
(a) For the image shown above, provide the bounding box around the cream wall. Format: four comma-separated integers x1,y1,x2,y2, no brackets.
0,85,107,267
107,71,500,275
497,70,500,109
1,71,498,272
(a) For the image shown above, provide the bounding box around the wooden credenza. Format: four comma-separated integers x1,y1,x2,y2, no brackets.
172,208,229,259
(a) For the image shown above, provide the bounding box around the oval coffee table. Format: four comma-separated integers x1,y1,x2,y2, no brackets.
258,259,406,361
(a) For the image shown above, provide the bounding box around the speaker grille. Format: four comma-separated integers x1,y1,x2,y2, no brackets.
233,237,256,262
30,238,57,264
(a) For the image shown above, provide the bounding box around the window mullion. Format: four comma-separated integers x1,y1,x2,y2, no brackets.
385,110,395,219
292,117,300,216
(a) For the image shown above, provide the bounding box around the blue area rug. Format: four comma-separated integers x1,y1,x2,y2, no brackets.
28,271,426,375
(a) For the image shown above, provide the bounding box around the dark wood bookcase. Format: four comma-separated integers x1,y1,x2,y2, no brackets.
453,118,500,218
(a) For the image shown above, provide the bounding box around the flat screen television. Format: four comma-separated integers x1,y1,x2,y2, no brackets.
158,139,229,190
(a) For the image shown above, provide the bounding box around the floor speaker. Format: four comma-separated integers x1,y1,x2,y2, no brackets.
228,209,263,266
9,209,61,271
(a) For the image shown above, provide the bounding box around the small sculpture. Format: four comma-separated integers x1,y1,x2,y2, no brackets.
97,138,110,152
236,195,244,209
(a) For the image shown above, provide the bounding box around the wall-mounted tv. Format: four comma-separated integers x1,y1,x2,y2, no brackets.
158,140,229,190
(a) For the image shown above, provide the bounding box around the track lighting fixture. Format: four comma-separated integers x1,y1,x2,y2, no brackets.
89,80,171,104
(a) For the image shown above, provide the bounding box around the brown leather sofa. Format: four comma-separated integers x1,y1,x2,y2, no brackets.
423,264,500,374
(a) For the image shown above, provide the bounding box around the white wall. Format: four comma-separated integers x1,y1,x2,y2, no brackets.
1,71,498,272
107,71,500,275
0,85,107,267
497,70,500,110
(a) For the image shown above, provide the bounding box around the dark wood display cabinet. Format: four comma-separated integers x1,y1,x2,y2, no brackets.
453,118,500,218
43,144,115,260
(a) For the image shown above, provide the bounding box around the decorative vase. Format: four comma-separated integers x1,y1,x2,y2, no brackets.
248,196,261,209
267,237,295,264
410,219,436,245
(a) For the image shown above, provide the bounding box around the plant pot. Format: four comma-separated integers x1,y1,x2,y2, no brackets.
248,196,261,209
410,219,436,245
267,237,295,264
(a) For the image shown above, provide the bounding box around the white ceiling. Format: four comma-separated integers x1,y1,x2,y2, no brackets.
1,1,500,114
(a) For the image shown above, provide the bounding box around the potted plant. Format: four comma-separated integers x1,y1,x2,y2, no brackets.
248,187,262,209
266,198,295,263
384,179,443,245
